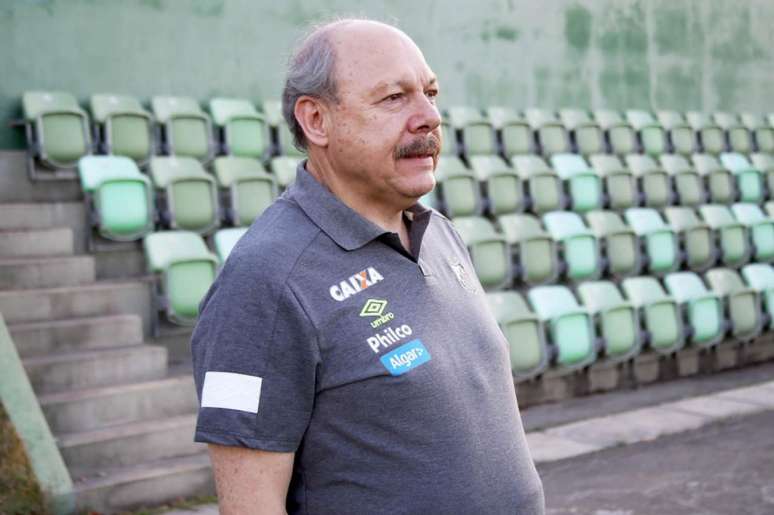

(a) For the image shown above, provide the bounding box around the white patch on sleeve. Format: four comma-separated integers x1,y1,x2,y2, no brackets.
201,371,263,414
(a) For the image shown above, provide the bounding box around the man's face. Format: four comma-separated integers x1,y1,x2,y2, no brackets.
324,24,442,207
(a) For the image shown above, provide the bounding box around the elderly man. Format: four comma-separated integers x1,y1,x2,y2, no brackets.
191,18,545,514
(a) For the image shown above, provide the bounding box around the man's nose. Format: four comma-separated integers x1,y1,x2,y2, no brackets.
407,94,441,134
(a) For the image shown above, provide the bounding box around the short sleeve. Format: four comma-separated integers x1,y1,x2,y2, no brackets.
191,251,320,452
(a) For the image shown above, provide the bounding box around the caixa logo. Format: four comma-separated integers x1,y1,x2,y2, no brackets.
329,267,384,301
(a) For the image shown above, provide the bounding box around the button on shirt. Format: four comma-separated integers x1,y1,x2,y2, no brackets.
191,163,545,514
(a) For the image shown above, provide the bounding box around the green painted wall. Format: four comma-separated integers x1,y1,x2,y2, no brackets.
2,0,773,149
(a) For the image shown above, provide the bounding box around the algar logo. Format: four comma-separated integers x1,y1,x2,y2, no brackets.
329,267,384,302
359,299,395,328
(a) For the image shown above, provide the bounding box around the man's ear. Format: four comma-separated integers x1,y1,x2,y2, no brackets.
294,96,330,148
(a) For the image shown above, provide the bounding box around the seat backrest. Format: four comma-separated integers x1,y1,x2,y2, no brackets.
486,106,524,128
656,110,687,129
270,156,302,188
685,112,716,130
497,213,545,242
705,267,746,295
588,154,625,175
542,211,588,239
524,108,559,128
699,204,735,227
742,263,774,290
731,203,766,225
664,272,710,302
621,276,669,305
559,109,594,129
151,96,204,122
624,154,660,174
486,291,533,320
751,153,774,170
213,157,269,186
659,154,693,174
452,216,500,242
447,106,487,128
713,112,741,129
90,94,147,122
625,208,667,234
435,156,472,180
149,156,207,187
625,110,658,129
22,91,82,119
585,210,628,235
528,285,581,319
469,155,514,181
741,113,766,130
209,98,260,126
78,155,142,192
593,109,626,129
663,207,701,230
577,280,625,312
511,155,551,176
719,152,754,173
691,153,724,174
550,153,591,179
214,227,249,262
144,230,211,272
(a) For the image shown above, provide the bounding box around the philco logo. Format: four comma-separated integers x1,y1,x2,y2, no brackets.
359,299,395,328
329,267,384,302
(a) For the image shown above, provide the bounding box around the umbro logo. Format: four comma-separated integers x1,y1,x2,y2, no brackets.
360,299,395,328
329,267,384,301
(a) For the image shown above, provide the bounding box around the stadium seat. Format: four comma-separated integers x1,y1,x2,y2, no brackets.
468,155,525,215
624,154,672,207
511,155,565,213
576,281,642,361
656,110,694,156
270,156,302,189
713,112,753,154
90,93,153,166
497,213,560,285
435,157,481,217
588,154,638,209
593,110,637,155
741,113,774,153
486,291,549,380
212,157,277,226
144,231,218,326
549,154,603,212
585,210,641,277
527,286,597,370
209,97,268,159
685,112,725,154
558,109,604,155
151,96,215,163
440,120,456,156
524,108,570,155
624,208,680,274
625,110,667,156
730,203,774,263
262,100,304,157
149,157,220,234
22,91,92,178
663,272,725,347
486,106,532,156
750,153,774,196
719,153,764,203
542,211,601,281
704,268,763,341
620,276,685,353
78,155,154,241
766,201,774,218
658,154,705,206
452,216,511,290
741,263,774,327
690,153,736,204
214,227,248,262
446,106,496,156
698,204,752,267
663,207,716,272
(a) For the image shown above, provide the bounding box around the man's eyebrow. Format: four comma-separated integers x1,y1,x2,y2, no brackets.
370,76,439,97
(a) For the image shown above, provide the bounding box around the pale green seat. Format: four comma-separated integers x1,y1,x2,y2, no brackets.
270,156,301,189
452,216,511,290
731,203,774,263
486,291,549,380
22,91,91,176
621,276,685,353
663,207,715,272
704,268,762,341
78,155,153,241
149,157,220,234
214,227,249,262
690,153,736,204
588,154,638,209
658,154,705,206
262,100,304,157
686,112,725,155
152,95,215,164
543,211,601,281
91,94,153,166
525,108,570,156
144,231,218,325
440,121,456,156
469,155,525,215
558,109,604,155
487,106,531,156
741,113,774,154
497,213,559,285
585,210,641,277
664,272,724,347
699,204,751,267
624,208,679,274
625,110,667,156
550,153,602,212
656,111,694,156
210,98,268,159
624,154,672,207
593,110,636,155
213,157,277,226
447,106,496,156
750,153,774,197
741,263,774,327
766,201,774,218
577,281,642,361
713,112,752,154
720,153,764,203
436,157,481,217
527,285,597,370
511,155,564,214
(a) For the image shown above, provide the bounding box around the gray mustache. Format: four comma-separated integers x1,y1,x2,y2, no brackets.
394,134,441,159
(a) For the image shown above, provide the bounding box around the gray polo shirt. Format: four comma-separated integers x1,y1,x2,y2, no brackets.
191,164,544,514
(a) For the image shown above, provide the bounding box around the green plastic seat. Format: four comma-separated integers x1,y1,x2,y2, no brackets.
270,156,301,189
447,106,496,156
766,201,774,218
624,154,671,207
663,272,724,347
439,121,456,156
720,153,764,203
261,100,304,157
730,203,774,263
558,109,604,155
486,107,531,156
698,204,751,267
497,213,559,285
78,156,154,241
620,276,684,353
577,281,642,361
588,154,638,209
151,96,214,163
148,157,220,234
469,155,525,215
593,110,636,155
209,98,268,159
625,110,667,156
511,155,564,213
741,263,774,328
213,157,277,226
452,216,511,290
656,111,694,156
690,153,736,203
624,208,679,274
663,207,715,272
741,113,774,153
214,227,249,263
486,291,549,380
686,112,725,155
713,112,752,154
527,285,596,370
704,268,762,341
22,91,91,177
91,94,153,166
750,153,774,197
658,154,705,207
525,108,570,156
549,154,603,212
436,157,481,217
542,211,601,281
585,210,641,277
144,231,218,325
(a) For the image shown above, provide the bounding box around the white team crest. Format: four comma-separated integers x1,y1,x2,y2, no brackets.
448,258,476,293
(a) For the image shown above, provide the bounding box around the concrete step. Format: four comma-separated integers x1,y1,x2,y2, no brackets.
40,375,197,433
24,344,168,395
74,453,214,514
0,151,82,203
0,227,74,257
0,202,87,253
9,315,143,358
0,279,153,336
59,414,202,476
0,255,95,289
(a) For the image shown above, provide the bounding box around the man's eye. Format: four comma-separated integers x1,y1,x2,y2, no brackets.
426,90,439,102
384,93,403,102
